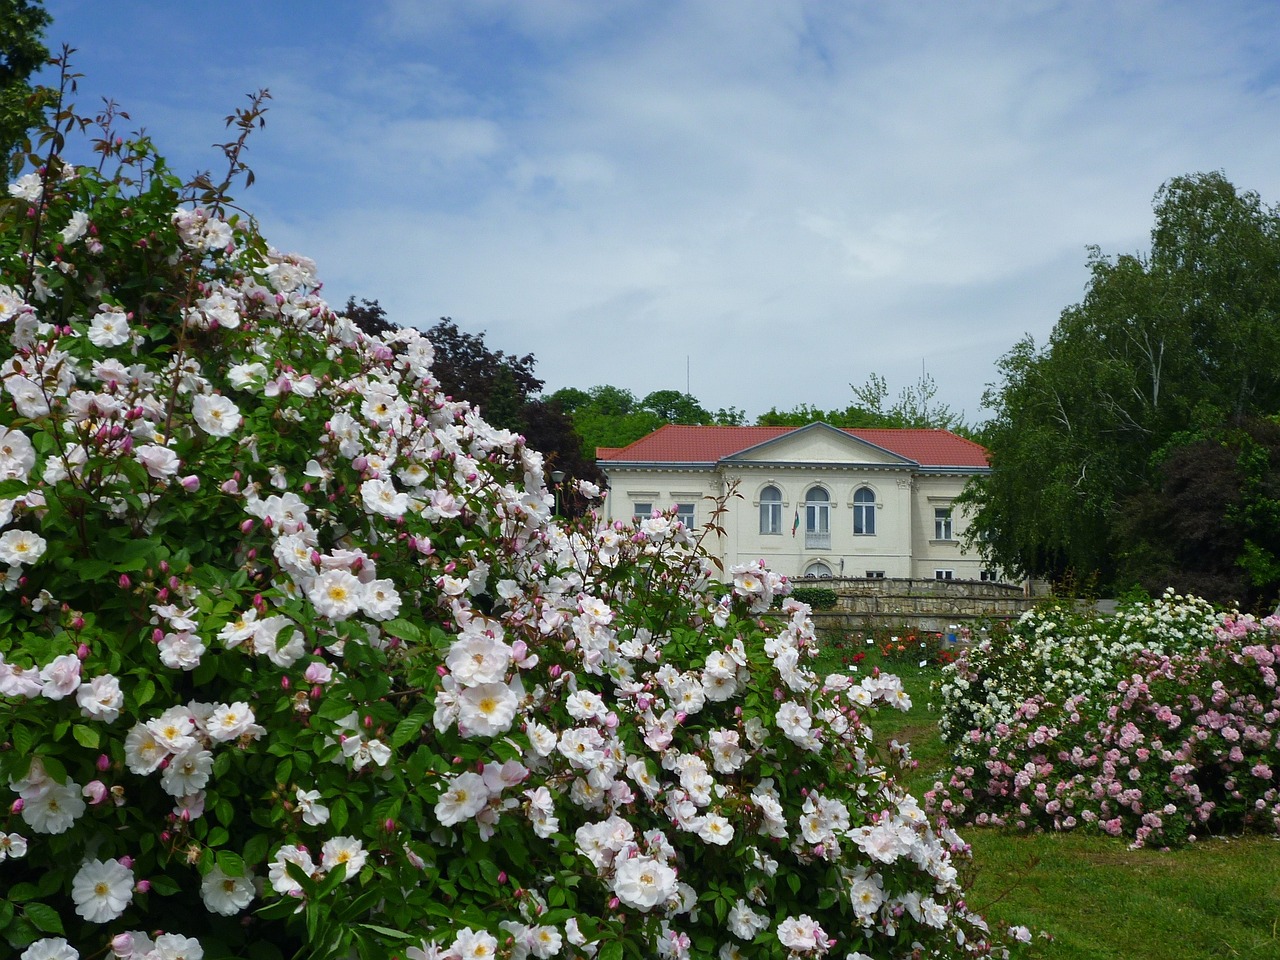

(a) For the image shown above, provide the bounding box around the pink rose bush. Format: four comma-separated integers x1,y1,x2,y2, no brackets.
930,593,1280,847
0,79,1021,959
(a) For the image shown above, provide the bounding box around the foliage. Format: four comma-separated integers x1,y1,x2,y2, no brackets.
787,586,837,610
964,172,1280,587
0,72,1021,960
757,374,969,436
550,385,742,460
0,0,52,173
930,594,1280,847
1116,419,1280,610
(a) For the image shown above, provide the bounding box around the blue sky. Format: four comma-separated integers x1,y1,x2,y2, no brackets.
38,0,1280,424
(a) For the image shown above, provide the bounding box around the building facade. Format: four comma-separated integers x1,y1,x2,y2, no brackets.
596,423,993,582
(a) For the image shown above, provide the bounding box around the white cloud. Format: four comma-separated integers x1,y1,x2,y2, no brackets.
40,0,1280,422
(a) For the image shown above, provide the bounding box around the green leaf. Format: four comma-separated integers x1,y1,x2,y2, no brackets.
242,832,269,868
331,797,349,832
216,850,246,878
10,724,34,759
5,915,38,950
6,883,38,903
23,901,64,935
71,724,100,749
382,618,424,644
76,559,113,580
357,924,417,941
134,677,156,708
391,711,428,748
149,875,181,896
598,941,624,960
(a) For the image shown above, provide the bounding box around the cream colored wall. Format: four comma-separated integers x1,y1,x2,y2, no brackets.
909,474,985,579
719,467,915,579
748,429,904,465
599,468,722,527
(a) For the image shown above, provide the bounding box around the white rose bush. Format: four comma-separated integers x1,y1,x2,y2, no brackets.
0,78,1022,960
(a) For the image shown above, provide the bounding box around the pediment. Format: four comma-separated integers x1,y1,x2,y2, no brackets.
722,423,915,467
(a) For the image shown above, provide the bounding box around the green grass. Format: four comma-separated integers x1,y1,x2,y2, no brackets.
815,632,1280,960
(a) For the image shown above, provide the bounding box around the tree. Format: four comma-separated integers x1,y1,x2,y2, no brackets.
639,389,710,424
0,0,52,172
964,172,1280,589
850,372,966,431
755,373,969,434
549,386,745,460
1117,420,1280,610
424,317,542,424
549,385,662,457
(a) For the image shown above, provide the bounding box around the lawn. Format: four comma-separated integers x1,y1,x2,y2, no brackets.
817,631,1280,960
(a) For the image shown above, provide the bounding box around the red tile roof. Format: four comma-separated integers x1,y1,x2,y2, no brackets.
597,424,988,468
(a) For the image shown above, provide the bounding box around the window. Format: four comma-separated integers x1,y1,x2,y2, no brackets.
674,503,695,528
865,570,886,579
632,502,653,522
805,561,832,578
980,569,999,583
804,487,830,548
853,486,876,535
934,507,953,541
934,569,954,580
759,485,782,535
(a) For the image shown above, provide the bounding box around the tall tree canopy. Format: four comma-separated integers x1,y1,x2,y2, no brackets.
550,385,744,458
0,0,52,171
963,172,1280,605
757,373,969,433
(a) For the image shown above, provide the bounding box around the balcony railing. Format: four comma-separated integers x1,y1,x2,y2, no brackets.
805,531,831,550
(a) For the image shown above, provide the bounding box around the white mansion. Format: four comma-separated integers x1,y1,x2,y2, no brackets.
596,423,993,582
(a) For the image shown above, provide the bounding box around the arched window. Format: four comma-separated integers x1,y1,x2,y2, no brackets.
804,486,830,548
805,561,832,578
759,485,782,535
853,486,876,536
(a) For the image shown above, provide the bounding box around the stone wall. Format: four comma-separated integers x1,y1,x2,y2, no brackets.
804,577,1037,634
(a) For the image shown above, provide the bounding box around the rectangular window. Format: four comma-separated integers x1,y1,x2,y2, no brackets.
806,504,829,534
865,570,886,579
632,502,653,522
980,569,998,582
853,506,875,535
934,507,953,541
934,569,954,580
674,503,695,527
760,501,782,535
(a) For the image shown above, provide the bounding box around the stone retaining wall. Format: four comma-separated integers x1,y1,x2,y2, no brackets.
803,577,1037,634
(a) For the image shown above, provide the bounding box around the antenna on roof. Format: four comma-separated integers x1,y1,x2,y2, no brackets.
686,356,690,395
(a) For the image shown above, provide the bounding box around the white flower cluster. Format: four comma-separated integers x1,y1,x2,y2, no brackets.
116,701,265,824
937,590,1221,743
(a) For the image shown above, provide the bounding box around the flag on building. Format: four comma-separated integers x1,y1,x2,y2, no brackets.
791,507,800,537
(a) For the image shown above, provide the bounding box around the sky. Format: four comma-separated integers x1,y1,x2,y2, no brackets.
36,0,1280,425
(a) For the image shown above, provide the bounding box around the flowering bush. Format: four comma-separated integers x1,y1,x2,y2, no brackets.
0,82,1021,959
934,591,1221,743
929,597,1280,847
